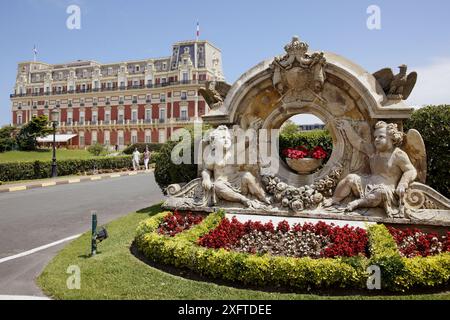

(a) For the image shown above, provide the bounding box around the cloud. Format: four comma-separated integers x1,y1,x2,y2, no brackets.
406,57,450,107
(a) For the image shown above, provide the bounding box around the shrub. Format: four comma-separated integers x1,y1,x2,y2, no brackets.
123,143,163,155
0,156,132,182
154,125,210,191
404,105,450,198
87,143,105,156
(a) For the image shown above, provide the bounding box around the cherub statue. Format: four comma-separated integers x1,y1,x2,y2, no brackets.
373,65,417,100
198,81,231,110
324,121,418,217
201,126,271,208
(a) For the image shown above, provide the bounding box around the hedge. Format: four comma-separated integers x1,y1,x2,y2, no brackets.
404,105,450,198
279,129,333,160
0,156,133,182
135,212,450,292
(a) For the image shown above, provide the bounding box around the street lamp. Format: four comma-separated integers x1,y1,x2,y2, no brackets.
50,109,59,178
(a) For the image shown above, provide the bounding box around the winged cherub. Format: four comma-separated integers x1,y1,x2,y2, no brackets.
324,121,417,217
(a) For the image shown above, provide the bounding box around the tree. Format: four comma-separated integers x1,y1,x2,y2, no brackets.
0,126,17,152
280,120,299,135
16,115,52,151
87,143,105,156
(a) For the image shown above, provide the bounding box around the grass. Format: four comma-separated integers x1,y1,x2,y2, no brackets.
0,149,98,163
37,204,450,300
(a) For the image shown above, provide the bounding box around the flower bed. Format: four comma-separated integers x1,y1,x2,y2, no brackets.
198,217,368,259
157,211,203,237
135,211,450,292
388,227,450,258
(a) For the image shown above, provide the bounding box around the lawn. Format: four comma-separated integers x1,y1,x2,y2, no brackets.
0,149,99,163
37,204,450,300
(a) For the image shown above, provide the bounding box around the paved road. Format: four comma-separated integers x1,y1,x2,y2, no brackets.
0,172,164,296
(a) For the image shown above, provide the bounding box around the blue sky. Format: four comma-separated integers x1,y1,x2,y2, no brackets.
1,0,450,126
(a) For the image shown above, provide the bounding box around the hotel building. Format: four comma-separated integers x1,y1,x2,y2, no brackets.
10,40,224,148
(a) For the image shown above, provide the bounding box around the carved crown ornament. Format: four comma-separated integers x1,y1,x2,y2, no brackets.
271,36,327,100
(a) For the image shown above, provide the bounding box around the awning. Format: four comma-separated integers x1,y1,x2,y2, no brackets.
37,134,77,143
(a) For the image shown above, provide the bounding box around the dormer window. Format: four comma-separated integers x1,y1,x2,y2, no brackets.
59,72,63,80
162,62,167,70
108,67,113,75
36,74,41,81
135,65,140,72
82,70,88,78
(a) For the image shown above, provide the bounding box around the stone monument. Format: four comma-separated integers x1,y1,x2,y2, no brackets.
163,36,450,227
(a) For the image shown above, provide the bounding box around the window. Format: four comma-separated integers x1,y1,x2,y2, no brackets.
132,110,137,122
180,107,188,120
145,109,151,121
160,93,166,102
181,91,187,100
79,132,85,146
158,129,166,143
105,111,111,123
81,84,86,91
159,108,166,120
94,81,99,89
118,131,124,146
108,67,113,76
118,110,124,123
69,85,74,92
34,88,39,94
133,80,139,87
107,82,112,89
67,111,73,125
36,74,41,81
162,63,167,70
57,86,62,93
161,78,166,84
146,94,151,102
83,70,88,78
92,111,98,124
147,79,152,86
145,130,151,143
135,65,140,72
80,111,85,124
131,131,137,144
104,130,110,145
17,114,22,125
120,81,125,88
91,131,97,144
59,72,63,80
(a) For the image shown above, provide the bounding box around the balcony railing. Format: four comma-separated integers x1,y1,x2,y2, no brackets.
10,80,206,98
158,118,165,123
176,117,190,122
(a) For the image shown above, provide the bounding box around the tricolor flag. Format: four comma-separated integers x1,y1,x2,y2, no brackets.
196,21,200,40
33,45,38,61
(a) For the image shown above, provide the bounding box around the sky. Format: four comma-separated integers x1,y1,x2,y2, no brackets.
1,0,449,126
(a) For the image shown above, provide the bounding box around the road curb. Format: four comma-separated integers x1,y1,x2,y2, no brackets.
0,170,152,193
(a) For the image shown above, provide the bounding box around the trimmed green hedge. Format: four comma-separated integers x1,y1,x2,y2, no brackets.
279,129,333,159
404,105,450,198
135,212,450,292
367,224,450,291
0,156,133,182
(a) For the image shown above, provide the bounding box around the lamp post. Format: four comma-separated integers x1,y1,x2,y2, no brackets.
50,110,59,178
